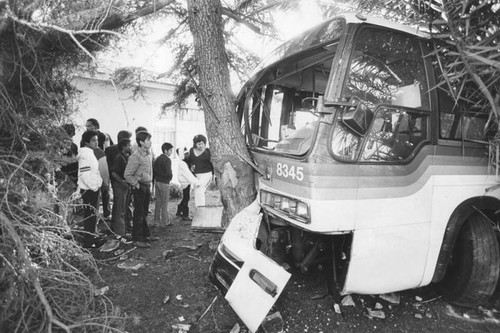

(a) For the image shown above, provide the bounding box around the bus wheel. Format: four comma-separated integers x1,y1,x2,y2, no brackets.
439,213,500,307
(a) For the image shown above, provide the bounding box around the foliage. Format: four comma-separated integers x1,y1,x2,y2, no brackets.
0,1,153,331
357,0,500,127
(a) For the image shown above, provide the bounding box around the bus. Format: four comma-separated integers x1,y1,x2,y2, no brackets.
209,13,500,331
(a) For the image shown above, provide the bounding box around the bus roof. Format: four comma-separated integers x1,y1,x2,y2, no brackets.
250,13,430,78
342,13,430,38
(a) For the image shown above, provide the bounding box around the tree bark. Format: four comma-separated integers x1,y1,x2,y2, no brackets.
187,0,256,227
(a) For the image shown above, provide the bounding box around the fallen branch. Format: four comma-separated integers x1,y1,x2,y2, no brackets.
1,211,71,333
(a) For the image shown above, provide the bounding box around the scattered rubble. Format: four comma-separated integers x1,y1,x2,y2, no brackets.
163,249,174,258
229,323,240,333
333,303,342,314
341,295,355,307
180,244,198,251
94,286,109,296
261,312,284,333
415,313,423,319
379,293,400,304
367,308,386,319
171,323,191,333
375,302,383,310
117,259,145,270
311,294,327,300
163,295,170,304
208,239,219,251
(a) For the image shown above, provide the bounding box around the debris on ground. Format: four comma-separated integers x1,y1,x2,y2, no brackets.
163,249,174,258
379,293,400,304
117,259,145,270
367,308,386,319
179,244,198,250
94,286,109,296
375,302,383,310
341,295,355,307
171,323,191,332
333,303,342,314
415,296,423,302
208,239,219,251
415,313,423,319
229,323,240,333
198,296,218,321
261,312,284,333
163,295,170,304
178,316,185,322
311,293,327,300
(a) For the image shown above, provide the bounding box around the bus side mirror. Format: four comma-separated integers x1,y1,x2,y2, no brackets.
341,97,373,136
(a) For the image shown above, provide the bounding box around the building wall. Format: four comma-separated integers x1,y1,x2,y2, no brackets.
71,74,206,156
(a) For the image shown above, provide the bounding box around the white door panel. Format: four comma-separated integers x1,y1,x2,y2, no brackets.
225,251,291,333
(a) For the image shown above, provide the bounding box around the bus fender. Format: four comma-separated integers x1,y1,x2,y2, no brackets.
432,196,500,283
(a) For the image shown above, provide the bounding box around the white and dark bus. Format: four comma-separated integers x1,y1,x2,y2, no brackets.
209,13,499,331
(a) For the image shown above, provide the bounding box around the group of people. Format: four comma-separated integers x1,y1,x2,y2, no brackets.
61,118,214,250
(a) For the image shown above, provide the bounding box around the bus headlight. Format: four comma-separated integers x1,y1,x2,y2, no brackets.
296,202,309,218
260,190,310,223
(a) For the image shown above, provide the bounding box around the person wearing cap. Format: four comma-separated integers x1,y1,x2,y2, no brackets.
153,142,174,227
187,134,214,207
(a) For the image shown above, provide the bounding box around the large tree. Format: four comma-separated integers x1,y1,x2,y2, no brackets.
186,0,256,226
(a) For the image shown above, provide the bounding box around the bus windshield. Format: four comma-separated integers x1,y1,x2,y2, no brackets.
242,18,344,156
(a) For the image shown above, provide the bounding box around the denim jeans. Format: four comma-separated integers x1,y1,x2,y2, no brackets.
131,184,151,242
154,182,170,226
111,180,129,236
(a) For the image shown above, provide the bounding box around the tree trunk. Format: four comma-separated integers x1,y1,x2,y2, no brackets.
187,0,256,227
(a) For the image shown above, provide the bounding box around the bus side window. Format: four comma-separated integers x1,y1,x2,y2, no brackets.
362,107,429,162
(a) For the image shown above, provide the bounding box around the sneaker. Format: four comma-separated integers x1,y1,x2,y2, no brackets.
132,241,151,248
100,239,120,252
145,236,159,242
176,212,182,217
182,216,193,222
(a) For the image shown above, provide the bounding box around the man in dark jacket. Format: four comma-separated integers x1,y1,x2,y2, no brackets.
153,142,173,227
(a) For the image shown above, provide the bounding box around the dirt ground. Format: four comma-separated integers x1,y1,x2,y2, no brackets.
92,192,500,333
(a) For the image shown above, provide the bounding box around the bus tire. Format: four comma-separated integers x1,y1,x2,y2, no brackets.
439,213,500,307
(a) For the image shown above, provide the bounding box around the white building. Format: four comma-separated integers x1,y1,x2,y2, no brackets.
71,72,206,156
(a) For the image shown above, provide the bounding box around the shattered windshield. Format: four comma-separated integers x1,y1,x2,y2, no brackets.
242,30,342,156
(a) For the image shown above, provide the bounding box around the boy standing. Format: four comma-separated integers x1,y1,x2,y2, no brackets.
153,142,174,227
124,131,158,248
111,138,132,240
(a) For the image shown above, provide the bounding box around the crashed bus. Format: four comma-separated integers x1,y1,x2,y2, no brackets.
208,13,500,331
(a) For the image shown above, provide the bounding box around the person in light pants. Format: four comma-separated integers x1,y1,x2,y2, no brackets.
187,135,214,207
